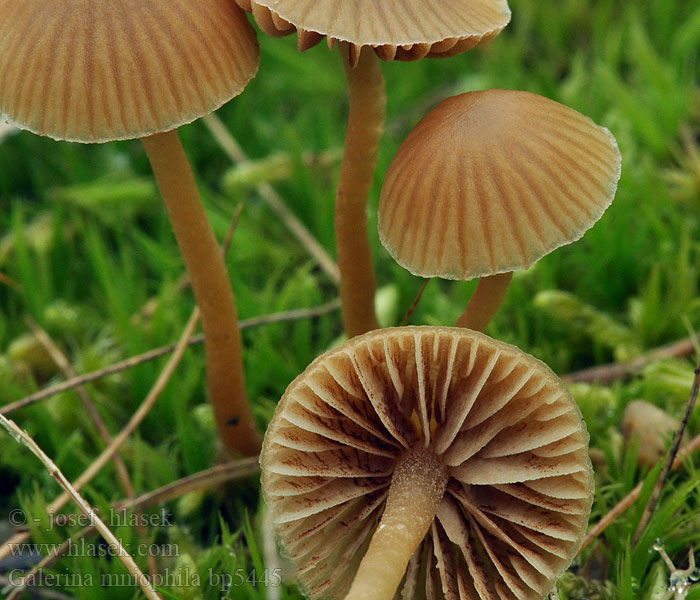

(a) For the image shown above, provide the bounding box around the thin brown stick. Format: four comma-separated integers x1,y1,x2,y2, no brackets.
25,317,134,498
6,458,260,600
631,356,700,545
5,523,94,600
0,307,200,563
0,415,161,600
578,402,700,554
121,457,260,510
237,298,340,328
132,204,243,325
399,279,429,326
0,271,21,291
50,308,201,514
0,210,247,566
1,339,205,416
0,574,71,600
203,113,340,285
562,336,699,384
221,203,245,256
579,481,642,554
222,148,342,191
133,272,189,324
24,317,159,577
1,299,340,416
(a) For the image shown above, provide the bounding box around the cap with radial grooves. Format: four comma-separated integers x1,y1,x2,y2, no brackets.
0,0,259,143
262,326,594,600
236,0,511,61
378,89,622,280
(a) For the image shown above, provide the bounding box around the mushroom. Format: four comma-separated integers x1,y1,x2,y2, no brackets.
262,326,594,600
622,400,688,469
0,0,261,456
379,89,622,331
236,0,511,337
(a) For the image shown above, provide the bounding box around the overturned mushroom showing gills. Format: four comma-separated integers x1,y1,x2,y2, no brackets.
237,0,511,337
262,326,594,600
0,0,261,456
379,90,621,331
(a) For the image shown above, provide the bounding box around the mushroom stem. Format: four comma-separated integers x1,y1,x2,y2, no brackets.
455,271,513,331
335,44,386,338
141,130,261,457
344,447,449,600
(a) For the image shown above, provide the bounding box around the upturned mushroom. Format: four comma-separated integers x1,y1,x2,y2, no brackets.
236,0,511,337
262,326,594,600
379,89,622,332
0,0,261,456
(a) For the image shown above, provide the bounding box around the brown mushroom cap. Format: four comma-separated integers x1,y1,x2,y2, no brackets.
236,0,511,61
0,0,258,143
622,400,687,469
262,326,594,600
378,89,622,280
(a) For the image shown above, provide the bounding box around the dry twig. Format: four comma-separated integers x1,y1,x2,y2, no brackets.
0,210,252,565
132,203,242,324
399,279,430,326
120,457,260,509
4,519,94,600
25,317,135,499
562,336,699,384
25,319,166,578
0,271,21,291
631,357,700,544
0,306,201,563
1,299,340,416
0,415,161,600
0,574,71,600
203,113,340,285
5,458,260,599
24,318,159,578
579,405,700,554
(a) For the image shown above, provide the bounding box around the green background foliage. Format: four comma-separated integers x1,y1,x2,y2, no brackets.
1,0,699,597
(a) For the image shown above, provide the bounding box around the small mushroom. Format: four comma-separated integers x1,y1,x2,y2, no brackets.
379,90,622,331
262,326,594,600
622,400,687,469
237,0,512,337
0,0,261,456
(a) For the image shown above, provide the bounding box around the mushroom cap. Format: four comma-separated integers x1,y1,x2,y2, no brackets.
262,326,594,600
236,0,511,61
0,0,259,143
378,89,622,280
622,400,686,469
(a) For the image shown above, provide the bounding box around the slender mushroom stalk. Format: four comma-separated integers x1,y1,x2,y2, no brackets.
336,45,386,337
234,1,512,338
456,271,513,331
344,447,448,600
142,131,261,457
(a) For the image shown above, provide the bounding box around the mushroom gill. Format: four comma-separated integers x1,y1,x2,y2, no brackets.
262,326,594,600
236,0,511,63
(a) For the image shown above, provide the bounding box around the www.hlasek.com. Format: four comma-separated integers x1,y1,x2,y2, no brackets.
7,568,284,589
10,538,180,558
